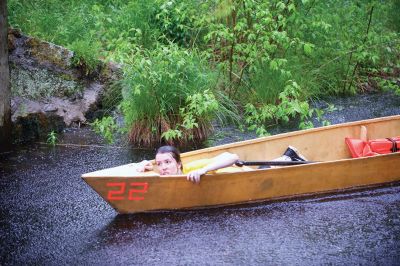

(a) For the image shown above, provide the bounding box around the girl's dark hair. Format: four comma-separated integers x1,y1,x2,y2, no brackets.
156,146,183,170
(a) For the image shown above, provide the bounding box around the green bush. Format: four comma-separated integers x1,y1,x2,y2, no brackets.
91,116,118,144
120,45,235,146
290,0,400,95
244,81,315,136
201,0,304,97
154,0,206,48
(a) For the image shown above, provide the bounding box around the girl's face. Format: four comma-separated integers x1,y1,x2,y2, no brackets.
155,152,182,175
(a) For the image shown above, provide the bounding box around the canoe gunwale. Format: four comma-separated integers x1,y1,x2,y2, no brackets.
82,152,399,180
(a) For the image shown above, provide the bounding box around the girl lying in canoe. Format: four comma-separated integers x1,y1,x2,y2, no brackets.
136,145,307,183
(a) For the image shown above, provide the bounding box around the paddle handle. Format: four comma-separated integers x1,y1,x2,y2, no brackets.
235,160,315,167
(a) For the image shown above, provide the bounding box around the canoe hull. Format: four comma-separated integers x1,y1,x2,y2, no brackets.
82,115,400,214
83,153,400,214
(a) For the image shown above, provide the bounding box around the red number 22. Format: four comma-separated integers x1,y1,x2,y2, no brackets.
107,182,148,201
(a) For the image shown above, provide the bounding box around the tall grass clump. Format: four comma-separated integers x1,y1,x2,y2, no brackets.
121,45,235,147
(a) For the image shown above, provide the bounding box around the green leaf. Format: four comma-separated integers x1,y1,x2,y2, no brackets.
276,2,286,11
303,43,313,56
269,60,278,70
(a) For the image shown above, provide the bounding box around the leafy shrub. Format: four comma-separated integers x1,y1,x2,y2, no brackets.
244,81,315,136
121,45,232,147
201,0,305,97
154,0,205,48
91,116,118,144
290,0,400,95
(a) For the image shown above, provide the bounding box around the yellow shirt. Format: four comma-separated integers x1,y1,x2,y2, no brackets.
183,159,213,174
183,158,251,174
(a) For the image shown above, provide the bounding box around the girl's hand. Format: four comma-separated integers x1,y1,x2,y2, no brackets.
136,160,153,172
186,168,207,183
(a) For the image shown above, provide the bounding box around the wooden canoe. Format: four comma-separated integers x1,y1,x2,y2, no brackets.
82,115,400,214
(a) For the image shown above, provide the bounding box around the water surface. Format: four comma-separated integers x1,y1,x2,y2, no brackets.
1,91,400,265
1,140,399,265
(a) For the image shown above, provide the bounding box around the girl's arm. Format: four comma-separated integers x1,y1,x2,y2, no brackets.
186,152,239,183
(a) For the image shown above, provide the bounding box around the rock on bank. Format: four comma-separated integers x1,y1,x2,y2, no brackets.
8,29,121,142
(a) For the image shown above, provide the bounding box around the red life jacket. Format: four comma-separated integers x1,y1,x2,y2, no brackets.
345,137,400,158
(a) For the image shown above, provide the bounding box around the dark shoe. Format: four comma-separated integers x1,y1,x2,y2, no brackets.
283,146,307,161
